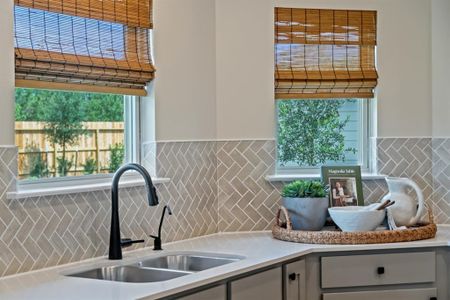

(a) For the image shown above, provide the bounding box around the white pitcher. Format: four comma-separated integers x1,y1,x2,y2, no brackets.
381,177,425,227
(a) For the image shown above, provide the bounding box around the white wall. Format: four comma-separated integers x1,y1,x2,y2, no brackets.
215,0,275,140
153,0,217,141
374,0,431,138
215,0,433,139
0,0,15,145
432,0,450,137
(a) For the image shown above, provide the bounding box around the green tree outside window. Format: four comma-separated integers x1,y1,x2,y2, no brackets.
277,99,357,167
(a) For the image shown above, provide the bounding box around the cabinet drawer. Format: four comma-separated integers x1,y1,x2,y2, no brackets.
323,288,437,300
321,252,435,288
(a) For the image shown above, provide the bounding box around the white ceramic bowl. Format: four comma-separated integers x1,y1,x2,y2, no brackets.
328,206,386,232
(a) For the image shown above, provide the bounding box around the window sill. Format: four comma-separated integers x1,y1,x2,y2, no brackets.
6,177,171,200
265,173,387,182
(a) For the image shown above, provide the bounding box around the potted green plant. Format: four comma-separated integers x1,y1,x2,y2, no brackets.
281,180,329,231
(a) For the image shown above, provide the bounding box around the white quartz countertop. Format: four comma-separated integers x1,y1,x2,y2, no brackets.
1,226,450,300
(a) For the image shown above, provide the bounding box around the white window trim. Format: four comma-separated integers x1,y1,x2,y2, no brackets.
124,95,141,164
11,94,169,200
275,99,375,176
7,174,170,199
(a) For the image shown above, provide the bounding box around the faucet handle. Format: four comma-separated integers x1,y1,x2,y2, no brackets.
120,238,145,248
150,235,162,251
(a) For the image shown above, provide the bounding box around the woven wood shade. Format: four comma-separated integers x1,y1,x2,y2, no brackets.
275,8,378,99
15,0,153,28
14,1,154,96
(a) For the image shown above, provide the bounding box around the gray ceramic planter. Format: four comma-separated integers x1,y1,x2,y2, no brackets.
282,197,329,231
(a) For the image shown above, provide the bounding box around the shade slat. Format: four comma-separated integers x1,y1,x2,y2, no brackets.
16,79,147,96
275,7,378,99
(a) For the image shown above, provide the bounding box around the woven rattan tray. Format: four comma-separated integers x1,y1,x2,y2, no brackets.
272,206,437,245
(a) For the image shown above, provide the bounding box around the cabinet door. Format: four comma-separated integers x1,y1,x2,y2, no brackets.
231,267,282,300
322,288,437,300
177,285,226,300
284,259,306,300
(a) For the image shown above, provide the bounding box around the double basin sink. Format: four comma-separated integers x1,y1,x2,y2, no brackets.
67,253,243,283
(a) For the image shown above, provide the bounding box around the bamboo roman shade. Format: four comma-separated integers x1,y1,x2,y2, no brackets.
14,0,155,96
275,8,378,99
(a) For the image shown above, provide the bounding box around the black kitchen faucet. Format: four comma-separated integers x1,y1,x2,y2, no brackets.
109,163,159,260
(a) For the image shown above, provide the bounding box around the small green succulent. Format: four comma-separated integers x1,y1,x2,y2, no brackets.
281,180,327,198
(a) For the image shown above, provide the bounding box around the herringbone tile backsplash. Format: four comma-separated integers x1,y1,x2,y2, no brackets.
1,138,449,276
0,142,217,277
216,140,282,232
432,139,450,223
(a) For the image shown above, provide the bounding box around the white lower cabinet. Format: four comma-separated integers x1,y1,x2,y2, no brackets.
230,267,282,300
168,249,446,300
322,288,437,300
176,285,226,300
284,259,306,300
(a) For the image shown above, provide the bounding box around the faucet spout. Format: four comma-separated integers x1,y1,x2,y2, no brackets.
150,205,172,251
109,163,159,260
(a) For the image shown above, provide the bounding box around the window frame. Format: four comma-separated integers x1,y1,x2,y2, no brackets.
275,98,372,176
15,94,143,192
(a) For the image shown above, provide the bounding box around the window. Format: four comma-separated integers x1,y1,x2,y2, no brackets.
276,98,370,173
15,88,139,181
274,8,378,174
12,0,155,191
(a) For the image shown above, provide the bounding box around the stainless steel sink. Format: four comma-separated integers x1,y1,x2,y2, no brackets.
137,254,241,272
67,265,191,283
66,253,243,283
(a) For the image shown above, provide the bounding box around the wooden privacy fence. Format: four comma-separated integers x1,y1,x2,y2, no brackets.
16,121,124,179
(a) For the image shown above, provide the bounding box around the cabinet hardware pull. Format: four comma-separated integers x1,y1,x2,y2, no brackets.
430,297,437,300
377,267,385,275
288,273,296,281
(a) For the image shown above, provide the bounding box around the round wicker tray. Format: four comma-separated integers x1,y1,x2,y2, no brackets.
272,206,437,245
